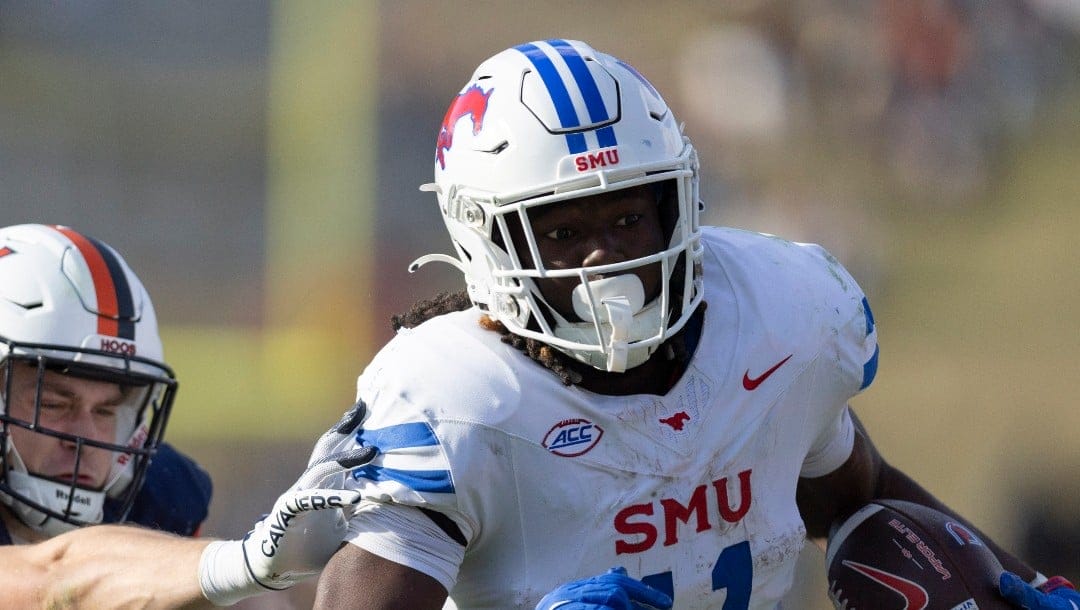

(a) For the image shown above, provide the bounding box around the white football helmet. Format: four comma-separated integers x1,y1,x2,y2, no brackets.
0,224,176,536
414,39,704,372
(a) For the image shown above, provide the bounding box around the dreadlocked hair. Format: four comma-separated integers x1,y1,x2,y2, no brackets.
391,290,473,331
478,315,584,386
393,290,707,388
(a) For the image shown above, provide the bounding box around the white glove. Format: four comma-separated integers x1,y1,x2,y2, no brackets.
199,402,375,606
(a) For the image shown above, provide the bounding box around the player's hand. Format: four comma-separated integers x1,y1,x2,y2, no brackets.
198,412,377,606
239,399,372,592
306,399,369,469
535,566,674,610
999,572,1080,610
241,445,374,585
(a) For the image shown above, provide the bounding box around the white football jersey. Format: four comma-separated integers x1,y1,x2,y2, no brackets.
337,227,879,609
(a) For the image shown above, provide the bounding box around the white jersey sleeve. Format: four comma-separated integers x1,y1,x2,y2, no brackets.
699,229,878,479
794,241,877,478
800,406,855,478
329,309,515,594
346,501,464,591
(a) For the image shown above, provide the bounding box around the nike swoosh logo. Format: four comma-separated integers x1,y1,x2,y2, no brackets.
842,560,929,610
742,354,792,390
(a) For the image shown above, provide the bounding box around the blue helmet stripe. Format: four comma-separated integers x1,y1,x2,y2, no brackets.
515,42,587,154
550,39,618,149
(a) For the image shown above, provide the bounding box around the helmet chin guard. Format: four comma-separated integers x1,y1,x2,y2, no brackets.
549,274,659,372
416,39,704,372
5,469,106,537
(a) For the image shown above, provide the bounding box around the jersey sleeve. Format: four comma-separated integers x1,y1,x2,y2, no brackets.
818,244,879,396
345,501,466,592
799,405,855,478
323,331,479,590
796,242,878,476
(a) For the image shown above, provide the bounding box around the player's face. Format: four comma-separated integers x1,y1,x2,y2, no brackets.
3,363,126,490
521,184,665,321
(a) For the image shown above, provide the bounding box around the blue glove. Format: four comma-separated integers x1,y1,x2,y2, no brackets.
535,567,673,610
1000,572,1080,609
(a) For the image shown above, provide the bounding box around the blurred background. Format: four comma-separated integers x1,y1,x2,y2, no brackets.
2,1,1078,607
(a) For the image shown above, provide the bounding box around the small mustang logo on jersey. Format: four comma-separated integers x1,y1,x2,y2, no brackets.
659,411,690,431
0,246,14,258
542,418,603,457
742,354,793,390
436,83,493,170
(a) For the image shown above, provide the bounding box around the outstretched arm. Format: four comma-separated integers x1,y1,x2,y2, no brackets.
0,474,365,609
0,403,375,609
4,524,212,610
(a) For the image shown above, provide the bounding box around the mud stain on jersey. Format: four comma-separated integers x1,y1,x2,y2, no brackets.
752,524,807,570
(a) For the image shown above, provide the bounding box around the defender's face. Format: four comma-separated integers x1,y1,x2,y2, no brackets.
3,363,125,490
521,184,665,321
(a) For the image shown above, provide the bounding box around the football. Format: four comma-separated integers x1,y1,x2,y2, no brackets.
825,499,1009,610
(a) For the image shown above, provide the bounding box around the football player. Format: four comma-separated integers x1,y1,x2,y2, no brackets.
309,40,1078,609
0,223,210,542
0,403,370,608
0,224,371,607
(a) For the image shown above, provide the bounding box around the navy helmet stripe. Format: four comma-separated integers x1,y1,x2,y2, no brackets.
85,235,136,339
52,226,136,340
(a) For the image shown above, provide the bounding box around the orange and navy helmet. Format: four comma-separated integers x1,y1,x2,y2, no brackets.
0,224,176,536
